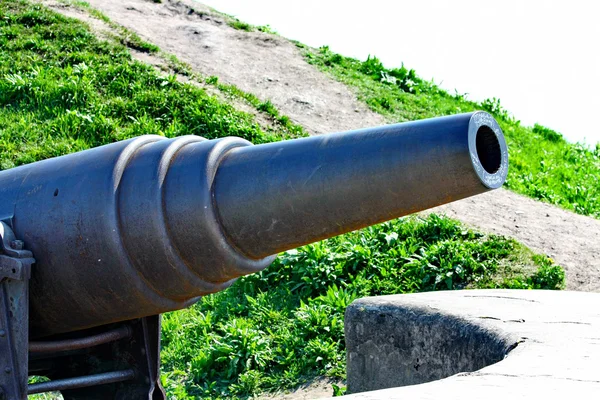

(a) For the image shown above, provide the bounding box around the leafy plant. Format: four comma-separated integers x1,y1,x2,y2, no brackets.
228,19,253,32
532,123,564,143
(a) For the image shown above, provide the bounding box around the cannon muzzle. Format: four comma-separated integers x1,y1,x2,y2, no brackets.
0,112,507,338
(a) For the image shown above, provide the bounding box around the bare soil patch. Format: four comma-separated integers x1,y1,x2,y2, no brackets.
256,378,343,400
78,0,385,135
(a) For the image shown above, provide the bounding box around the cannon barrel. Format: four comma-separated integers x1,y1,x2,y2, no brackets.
0,112,507,338
215,111,508,258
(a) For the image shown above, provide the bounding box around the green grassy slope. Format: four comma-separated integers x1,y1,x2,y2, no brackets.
1,2,564,399
0,1,301,169
302,46,600,218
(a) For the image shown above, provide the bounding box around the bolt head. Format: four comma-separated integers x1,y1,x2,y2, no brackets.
0,330,5,338
4,368,11,374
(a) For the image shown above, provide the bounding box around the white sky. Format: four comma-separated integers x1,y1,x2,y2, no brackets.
199,0,600,146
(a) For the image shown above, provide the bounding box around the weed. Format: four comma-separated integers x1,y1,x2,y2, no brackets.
257,24,276,34
214,82,306,137
257,99,277,115
228,19,253,32
332,383,347,396
205,75,219,85
227,19,275,34
532,123,563,143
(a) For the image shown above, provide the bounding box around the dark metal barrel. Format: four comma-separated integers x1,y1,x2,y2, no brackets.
214,112,508,258
0,112,507,338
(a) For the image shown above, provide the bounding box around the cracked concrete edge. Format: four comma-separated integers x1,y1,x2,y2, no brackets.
333,289,600,399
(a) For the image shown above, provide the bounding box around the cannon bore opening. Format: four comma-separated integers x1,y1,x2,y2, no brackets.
475,125,502,174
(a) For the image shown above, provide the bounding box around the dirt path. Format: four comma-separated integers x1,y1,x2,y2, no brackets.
256,378,344,400
80,0,384,135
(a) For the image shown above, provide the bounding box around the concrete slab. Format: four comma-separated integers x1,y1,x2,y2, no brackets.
338,290,600,399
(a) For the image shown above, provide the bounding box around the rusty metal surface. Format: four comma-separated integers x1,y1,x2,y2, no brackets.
0,222,34,400
0,112,507,338
27,369,135,395
0,281,26,400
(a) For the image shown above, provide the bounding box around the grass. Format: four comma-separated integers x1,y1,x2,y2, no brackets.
1,2,566,399
67,0,160,53
60,0,307,140
302,46,600,218
207,75,305,137
161,215,563,399
228,19,253,32
227,18,276,34
0,0,303,169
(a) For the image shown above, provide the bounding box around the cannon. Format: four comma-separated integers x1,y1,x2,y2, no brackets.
0,112,507,399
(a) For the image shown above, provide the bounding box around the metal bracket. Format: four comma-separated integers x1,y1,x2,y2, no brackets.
0,221,35,400
0,220,165,399
28,316,166,399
